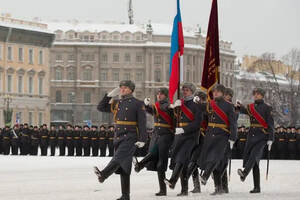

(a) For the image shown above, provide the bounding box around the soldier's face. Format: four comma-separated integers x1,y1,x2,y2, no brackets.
224,94,232,102
213,90,223,99
182,88,193,97
253,93,263,100
156,93,166,101
120,86,132,96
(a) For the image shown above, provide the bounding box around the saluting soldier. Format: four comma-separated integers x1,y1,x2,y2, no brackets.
58,125,66,156
99,125,107,157
49,125,57,156
94,80,147,200
40,124,49,156
66,124,75,156
91,125,100,157
198,84,237,195
237,88,274,193
164,83,202,196
106,125,115,156
2,126,11,155
82,125,91,156
74,125,83,156
134,87,175,196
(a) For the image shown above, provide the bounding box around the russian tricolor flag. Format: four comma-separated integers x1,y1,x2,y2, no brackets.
168,0,184,103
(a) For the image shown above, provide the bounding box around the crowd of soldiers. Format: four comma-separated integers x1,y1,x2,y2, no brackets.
0,123,149,157
234,125,300,160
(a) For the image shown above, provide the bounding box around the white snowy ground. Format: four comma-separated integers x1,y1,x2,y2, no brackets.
1,155,300,200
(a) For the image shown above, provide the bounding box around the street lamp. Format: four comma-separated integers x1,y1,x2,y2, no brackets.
70,92,75,125
3,95,13,127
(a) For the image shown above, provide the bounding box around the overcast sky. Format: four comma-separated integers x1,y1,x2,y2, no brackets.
2,0,299,58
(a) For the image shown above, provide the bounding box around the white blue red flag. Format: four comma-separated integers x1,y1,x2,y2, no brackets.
168,0,184,103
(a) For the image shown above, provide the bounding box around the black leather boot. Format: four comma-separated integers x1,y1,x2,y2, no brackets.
164,163,183,189
117,173,130,200
134,153,153,173
210,170,224,195
222,170,229,193
191,169,201,193
250,164,261,193
200,163,215,185
237,168,249,182
155,171,167,196
94,161,120,183
177,171,188,196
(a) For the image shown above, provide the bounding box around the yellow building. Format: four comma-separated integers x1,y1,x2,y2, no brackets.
0,16,54,127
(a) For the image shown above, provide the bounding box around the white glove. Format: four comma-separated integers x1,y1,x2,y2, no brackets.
170,100,182,108
267,140,273,151
135,142,145,148
175,128,184,135
107,87,120,97
229,140,235,150
144,98,150,106
193,96,200,104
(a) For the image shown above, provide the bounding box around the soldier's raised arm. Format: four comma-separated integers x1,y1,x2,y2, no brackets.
97,87,120,113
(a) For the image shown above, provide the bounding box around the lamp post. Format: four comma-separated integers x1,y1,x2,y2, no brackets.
3,94,13,127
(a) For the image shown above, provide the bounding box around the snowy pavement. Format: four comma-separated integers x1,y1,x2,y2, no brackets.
1,156,300,200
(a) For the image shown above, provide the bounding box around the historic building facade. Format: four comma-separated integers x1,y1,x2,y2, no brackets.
48,21,236,125
0,16,55,127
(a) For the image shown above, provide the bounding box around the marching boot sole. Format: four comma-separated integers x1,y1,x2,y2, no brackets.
237,169,246,182
93,166,105,183
164,179,175,189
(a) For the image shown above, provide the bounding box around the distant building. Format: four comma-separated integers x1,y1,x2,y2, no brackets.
0,16,55,127
47,21,236,125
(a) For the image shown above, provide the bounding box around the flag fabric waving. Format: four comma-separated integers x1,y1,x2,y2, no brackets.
168,0,184,103
201,0,220,99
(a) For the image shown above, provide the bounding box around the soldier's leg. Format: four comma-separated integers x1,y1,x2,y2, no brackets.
250,163,261,193
177,167,188,196
94,160,120,183
164,163,184,189
221,169,229,193
191,169,201,193
211,170,223,195
134,153,153,172
155,171,167,196
118,172,130,200
200,161,216,185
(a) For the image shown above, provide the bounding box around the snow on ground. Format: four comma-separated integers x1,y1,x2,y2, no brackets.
1,156,300,200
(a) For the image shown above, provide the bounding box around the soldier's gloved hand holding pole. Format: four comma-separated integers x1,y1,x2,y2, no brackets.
170,99,182,109
267,140,273,151
175,128,184,135
229,140,235,150
193,96,200,104
135,142,145,148
144,98,150,106
107,87,120,97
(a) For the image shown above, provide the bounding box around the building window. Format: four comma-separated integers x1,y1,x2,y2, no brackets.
55,68,62,80
28,77,33,94
39,77,43,95
136,72,143,81
39,50,43,65
18,47,24,62
0,45,2,60
83,110,91,121
7,46,13,61
124,53,131,63
56,54,63,61
29,49,34,64
186,70,190,82
67,68,75,80
68,54,75,61
136,53,143,63
84,92,91,103
52,110,64,121
18,76,23,93
193,56,197,66
187,55,192,66
16,112,22,124
113,53,119,63
166,70,170,81
135,91,142,99
38,112,43,126
7,74,12,93
67,92,75,103
56,90,62,102
154,55,162,65
29,112,33,125
101,53,108,63
100,72,107,81
83,68,92,80
113,72,119,81
81,53,95,61
124,72,130,80
154,70,161,82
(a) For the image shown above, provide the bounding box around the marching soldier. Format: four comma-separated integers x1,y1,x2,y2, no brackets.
237,88,274,193
58,125,66,156
2,126,11,155
94,80,147,200
277,126,287,159
287,127,297,159
199,84,237,195
164,83,202,196
237,126,247,159
91,125,99,157
40,124,49,156
107,125,115,156
66,124,74,156
99,125,107,157
49,125,57,156
82,125,91,156
11,125,20,155
31,126,40,155
134,87,174,196
74,125,83,156
20,123,31,155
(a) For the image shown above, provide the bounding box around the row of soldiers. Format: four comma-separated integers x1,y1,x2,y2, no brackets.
0,124,117,157
93,80,275,200
234,126,300,160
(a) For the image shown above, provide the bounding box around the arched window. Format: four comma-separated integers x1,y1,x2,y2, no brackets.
83,67,92,80
154,69,161,82
55,67,62,80
67,67,75,80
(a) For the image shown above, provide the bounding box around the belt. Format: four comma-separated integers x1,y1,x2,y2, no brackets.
58,137,64,140
240,138,246,142
279,138,285,142
3,137,10,139
178,123,189,127
83,137,89,139
208,123,230,133
99,137,106,139
109,138,114,140
32,137,39,140
154,123,172,128
74,137,80,139
91,138,97,140
22,134,29,137
250,124,264,128
67,137,72,139
50,137,56,139
289,139,296,142
116,121,137,126
41,136,48,139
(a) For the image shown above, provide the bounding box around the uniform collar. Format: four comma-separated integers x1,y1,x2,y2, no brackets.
121,94,133,100
255,99,264,104
183,95,194,102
